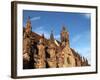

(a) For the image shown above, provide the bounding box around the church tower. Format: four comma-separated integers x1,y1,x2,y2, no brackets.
60,26,69,46
23,16,32,69
25,16,32,36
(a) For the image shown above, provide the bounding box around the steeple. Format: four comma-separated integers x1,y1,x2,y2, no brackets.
25,16,32,34
62,26,67,32
50,30,54,42
27,16,31,25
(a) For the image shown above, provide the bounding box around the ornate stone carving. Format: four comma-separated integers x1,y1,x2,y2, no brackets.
23,17,90,69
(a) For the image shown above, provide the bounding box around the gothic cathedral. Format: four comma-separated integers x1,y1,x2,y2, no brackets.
23,17,90,69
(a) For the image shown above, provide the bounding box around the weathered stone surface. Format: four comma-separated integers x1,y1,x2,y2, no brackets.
23,17,90,69
62,46,76,67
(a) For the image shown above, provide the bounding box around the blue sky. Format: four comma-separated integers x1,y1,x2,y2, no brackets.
23,10,91,64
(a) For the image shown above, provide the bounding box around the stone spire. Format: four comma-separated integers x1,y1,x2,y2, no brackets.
27,16,31,25
25,16,32,34
62,26,67,32
50,30,54,42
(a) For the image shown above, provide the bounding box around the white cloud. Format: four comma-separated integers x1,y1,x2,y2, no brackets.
30,16,40,21
71,31,90,45
83,14,90,19
75,47,91,64
55,34,60,41
23,16,40,27
33,26,62,40
33,26,50,39
71,34,81,43
70,31,91,64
